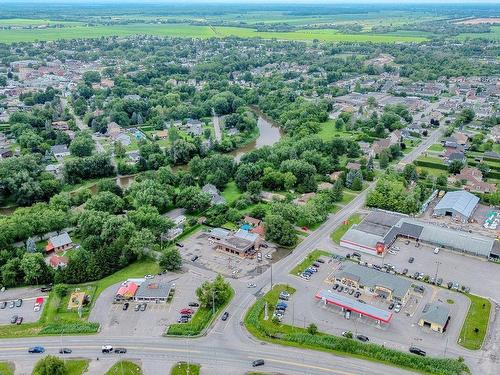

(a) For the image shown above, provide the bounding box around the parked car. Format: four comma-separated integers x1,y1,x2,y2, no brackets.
349,289,354,295
15,299,22,307
221,312,229,321
414,286,425,294
317,258,325,264
191,255,199,262
123,302,129,311
252,359,265,367
188,302,200,307
180,308,195,315
40,286,52,292
0,301,6,309
9,301,15,308
16,316,23,325
388,303,395,310
279,291,290,300
353,291,361,298
332,284,339,290
357,299,366,304
247,283,257,288
175,242,184,248
436,278,443,286
341,331,352,338
59,348,72,354
391,246,400,251
114,348,127,354
409,346,426,356
402,268,408,275
337,286,344,293
28,346,45,354
144,274,154,279
140,303,147,311
265,254,272,260
356,335,369,342
10,315,18,324
408,257,414,263
394,303,402,313
433,247,440,254
447,281,453,289
134,304,141,311
177,316,189,323
351,252,361,259
101,345,113,353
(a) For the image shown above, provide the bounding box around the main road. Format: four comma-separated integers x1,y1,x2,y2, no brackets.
0,127,446,375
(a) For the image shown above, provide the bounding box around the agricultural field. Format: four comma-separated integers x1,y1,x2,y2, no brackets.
0,21,429,44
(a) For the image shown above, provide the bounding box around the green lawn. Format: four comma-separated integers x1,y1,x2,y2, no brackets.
0,362,14,375
221,181,242,204
65,359,89,375
416,155,444,164
417,166,448,178
428,144,445,152
245,285,469,375
105,361,142,375
0,259,159,338
340,191,358,205
317,120,354,141
170,363,201,375
458,294,491,350
166,286,234,336
290,249,332,275
331,213,362,243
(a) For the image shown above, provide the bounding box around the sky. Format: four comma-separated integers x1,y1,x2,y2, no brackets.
3,0,499,3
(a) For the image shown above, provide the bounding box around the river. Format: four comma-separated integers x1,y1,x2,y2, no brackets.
230,115,283,161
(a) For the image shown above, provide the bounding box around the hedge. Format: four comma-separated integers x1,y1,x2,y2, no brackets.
245,285,470,375
414,160,448,171
39,322,99,334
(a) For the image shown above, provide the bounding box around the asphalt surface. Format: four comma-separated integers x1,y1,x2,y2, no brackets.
6,124,494,375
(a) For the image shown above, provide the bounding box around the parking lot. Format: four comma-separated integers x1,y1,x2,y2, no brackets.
178,231,276,278
284,257,469,356
0,295,45,324
89,271,209,337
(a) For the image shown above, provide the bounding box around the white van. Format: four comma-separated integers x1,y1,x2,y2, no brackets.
433,247,440,254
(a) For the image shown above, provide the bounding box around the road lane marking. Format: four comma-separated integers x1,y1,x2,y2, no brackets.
254,356,357,375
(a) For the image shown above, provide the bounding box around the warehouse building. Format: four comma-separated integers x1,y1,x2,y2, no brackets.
341,210,498,259
334,262,412,304
418,303,450,333
433,191,480,222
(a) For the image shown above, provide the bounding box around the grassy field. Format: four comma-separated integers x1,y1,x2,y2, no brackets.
0,19,82,26
457,26,500,41
0,362,13,375
317,120,356,141
0,259,159,338
105,361,142,375
66,359,90,375
290,249,332,275
170,363,201,375
458,294,491,350
221,181,242,204
331,213,362,243
166,286,234,336
0,22,429,43
428,144,445,152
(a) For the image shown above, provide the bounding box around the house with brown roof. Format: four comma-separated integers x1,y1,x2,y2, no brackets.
49,255,68,269
450,167,497,194
329,171,343,181
293,192,316,206
244,216,262,227
154,130,169,140
346,162,361,171
372,138,392,155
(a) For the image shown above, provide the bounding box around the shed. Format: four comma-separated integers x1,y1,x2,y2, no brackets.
433,191,479,221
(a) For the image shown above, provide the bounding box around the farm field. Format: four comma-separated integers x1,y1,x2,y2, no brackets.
0,22,429,43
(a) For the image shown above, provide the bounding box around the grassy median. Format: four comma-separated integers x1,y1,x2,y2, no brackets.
458,294,491,350
171,363,201,375
290,249,331,275
166,286,234,336
245,285,470,375
105,360,142,375
0,362,14,375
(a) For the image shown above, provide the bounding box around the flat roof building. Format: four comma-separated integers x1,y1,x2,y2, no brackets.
418,303,450,333
135,282,172,303
334,262,412,303
433,191,480,222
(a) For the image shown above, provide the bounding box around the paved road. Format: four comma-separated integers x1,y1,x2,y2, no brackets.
5,123,490,375
212,108,222,142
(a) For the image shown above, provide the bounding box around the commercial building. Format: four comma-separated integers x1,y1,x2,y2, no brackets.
212,228,261,258
418,303,450,333
433,191,480,222
340,210,498,259
315,289,392,324
135,282,172,303
334,262,412,303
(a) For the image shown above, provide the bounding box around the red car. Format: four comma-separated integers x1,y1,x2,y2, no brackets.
180,308,194,315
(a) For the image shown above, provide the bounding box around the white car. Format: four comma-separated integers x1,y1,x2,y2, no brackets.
394,303,402,313
34,305,41,312
144,274,154,279
391,246,400,251
265,254,272,260
433,247,440,254
247,283,257,288
101,345,113,353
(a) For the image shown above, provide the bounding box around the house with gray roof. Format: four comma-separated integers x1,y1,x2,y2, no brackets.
433,190,479,222
418,303,450,333
50,144,70,158
202,184,226,205
45,232,73,253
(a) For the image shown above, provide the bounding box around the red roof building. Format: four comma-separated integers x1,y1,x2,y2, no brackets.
49,255,68,269
116,282,139,300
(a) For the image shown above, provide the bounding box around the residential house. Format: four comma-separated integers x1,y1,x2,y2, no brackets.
444,151,466,165
45,232,73,253
318,182,333,191
243,216,262,228
50,144,70,158
449,167,497,194
293,192,316,206
52,121,69,131
154,130,169,140
107,122,131,146
372,138,392,156
185,119,203,136
358,142,375,158
49,255,68,269
346,162,361,171
45,164,62,179
127,151,140,163
202,184,226,205
329,171,343,182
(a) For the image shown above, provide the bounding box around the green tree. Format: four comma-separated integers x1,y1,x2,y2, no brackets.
176,186,211,213
20,253,53,285
264,215,297,247
159,247,182,271
195,274,232,310
379,150,390,169
85,191,124,214
307,323,318,335
448,160,464,174
33,355,66,375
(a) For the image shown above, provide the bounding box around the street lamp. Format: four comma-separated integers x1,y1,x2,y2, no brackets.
434,260,441,282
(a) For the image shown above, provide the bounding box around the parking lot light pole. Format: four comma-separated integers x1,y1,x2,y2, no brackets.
434,261,441,282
